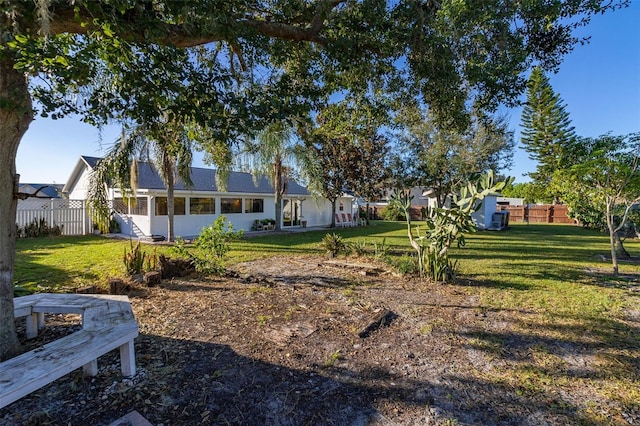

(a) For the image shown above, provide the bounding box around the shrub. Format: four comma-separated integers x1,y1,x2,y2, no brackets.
389,254,419,276
373,237,388,258
349,239,368,256
14,285,32,297
380,204,406,221
320,233,346,258
172,215,244,275
390,171,512,282
17,217,63,238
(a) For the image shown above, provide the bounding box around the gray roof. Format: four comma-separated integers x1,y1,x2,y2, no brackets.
81,156,309,195
18,183,63,198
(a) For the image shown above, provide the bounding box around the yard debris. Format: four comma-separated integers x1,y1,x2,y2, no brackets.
143,271,161,287
357,308,396,338
264,322,317,345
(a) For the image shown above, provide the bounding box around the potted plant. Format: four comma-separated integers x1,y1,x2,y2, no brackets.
262,218,276,230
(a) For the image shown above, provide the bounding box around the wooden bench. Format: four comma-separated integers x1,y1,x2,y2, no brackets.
0,294,139,409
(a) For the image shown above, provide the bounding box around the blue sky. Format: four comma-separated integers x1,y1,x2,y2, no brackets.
16,2,640,185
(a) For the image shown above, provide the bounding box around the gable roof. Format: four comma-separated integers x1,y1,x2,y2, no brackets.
18,183,63,198
65,155,309,196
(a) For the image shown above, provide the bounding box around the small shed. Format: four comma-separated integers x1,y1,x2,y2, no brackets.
471,193,499,230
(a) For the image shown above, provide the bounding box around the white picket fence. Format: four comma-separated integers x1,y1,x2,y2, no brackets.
16,199,91,236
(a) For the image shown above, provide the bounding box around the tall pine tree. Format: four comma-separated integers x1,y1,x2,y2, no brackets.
521,67,577,194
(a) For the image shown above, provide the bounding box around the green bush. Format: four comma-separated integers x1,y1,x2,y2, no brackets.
389,254,419,275
17,217,63,238
173,215,244,275
14,285,32,297
349,239,368,256
380,204,406,221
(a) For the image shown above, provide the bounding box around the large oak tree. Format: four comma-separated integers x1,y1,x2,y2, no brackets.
0,0,627,359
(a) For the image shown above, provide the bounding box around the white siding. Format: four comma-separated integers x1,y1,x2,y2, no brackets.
66,167,92,200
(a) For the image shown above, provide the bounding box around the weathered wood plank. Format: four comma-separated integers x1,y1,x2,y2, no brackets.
2,294,139,409
0,325,138,408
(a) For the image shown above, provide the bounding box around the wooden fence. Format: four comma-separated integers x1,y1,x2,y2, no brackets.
16,199,91,236
498,204,575,224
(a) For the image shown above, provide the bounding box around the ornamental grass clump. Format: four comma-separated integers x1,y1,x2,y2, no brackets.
320,233,347,258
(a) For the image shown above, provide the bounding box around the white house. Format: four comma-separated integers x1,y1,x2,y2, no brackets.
63,156,355,238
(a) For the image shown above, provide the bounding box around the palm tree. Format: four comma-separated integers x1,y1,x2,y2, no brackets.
242,122,302,231
89,119,193,242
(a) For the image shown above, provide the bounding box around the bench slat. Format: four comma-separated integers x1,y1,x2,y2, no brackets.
3,294,139,410
0,325,138,409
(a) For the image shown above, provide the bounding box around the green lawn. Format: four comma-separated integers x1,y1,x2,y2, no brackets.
15,222,640,323
14,236,174,291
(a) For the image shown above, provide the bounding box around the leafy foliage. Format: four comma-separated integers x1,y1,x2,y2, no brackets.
380,203,406,221
551,133,640,274
17,218,63,238
393,107,514,207
172,216,244,275
238,122,301,231
13,285,31,298
303,100,389,226
500,181,550,204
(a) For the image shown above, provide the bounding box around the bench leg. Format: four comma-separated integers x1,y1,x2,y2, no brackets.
82,359,98,376
119,340,136,377
37,312,45,330
25,314,38,339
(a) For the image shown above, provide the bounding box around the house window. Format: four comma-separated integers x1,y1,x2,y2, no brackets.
113,198,148,215
155,197,185,216
221,198,242,214
245,198,264,213
190,197,215,215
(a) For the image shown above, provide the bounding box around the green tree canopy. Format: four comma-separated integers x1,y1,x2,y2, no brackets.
520,66,577,195
394,107,514,207
552,133,640,275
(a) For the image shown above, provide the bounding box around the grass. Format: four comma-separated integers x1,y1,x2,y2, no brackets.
14,235,173,291
15,222,640,299
452,223,640,317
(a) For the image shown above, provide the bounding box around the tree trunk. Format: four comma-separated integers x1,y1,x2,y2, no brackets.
275,190,282,231
0,51,33,360
606,206,619,276
365,201,370,224
331,199,337,227
163,154,175,242
614,232,630,260
274,155,283,231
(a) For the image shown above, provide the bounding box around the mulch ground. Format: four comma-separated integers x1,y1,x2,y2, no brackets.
1,255,638,425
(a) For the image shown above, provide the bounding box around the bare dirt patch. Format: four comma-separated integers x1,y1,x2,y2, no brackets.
2,255,638,425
